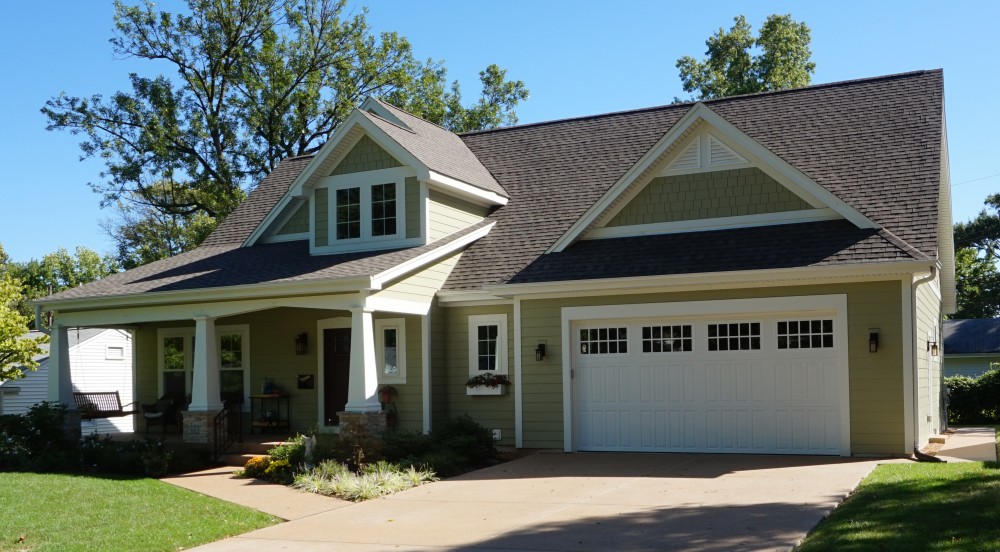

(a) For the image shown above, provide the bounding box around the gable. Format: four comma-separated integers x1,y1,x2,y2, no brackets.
604,168,813,228
331,135,403,176
559,105,874,249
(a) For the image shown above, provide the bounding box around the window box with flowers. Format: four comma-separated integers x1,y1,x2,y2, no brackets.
465,373,512,396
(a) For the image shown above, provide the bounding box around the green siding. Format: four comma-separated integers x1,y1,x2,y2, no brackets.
512,281,906,454
428,190,489,240
405,177,421,239
431,303,516,446
606,167,812,227
332,136,402,175
914,277,944,443
276,201,309,235
314,188,328,246
372,252,461,304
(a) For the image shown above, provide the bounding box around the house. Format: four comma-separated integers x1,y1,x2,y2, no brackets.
33,70,953,457
943,319,1000,378
0,329,134,434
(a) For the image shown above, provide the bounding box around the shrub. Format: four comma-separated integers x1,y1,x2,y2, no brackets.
238,455,271,479
264,458,293,484
947,367,1000,424
292,458,436,501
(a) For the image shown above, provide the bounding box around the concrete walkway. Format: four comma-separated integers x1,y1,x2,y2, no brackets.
936,427,998,462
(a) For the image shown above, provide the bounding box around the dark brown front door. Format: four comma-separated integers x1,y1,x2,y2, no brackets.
323,328,351,425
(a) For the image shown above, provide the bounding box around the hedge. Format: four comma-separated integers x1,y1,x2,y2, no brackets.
946,366,1000,425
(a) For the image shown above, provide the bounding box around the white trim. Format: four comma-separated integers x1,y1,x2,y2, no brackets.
371,222,495,287
313,167,414,254
488,261,936,300
217,324,251,412
421,313,431,434
260,232,310,244
549,103,877,253
365,296,431,315
426,171,508,207
513,298,523,448
560,294,851,455
374,318,406,384
316,316,352,429
586,208,840,239
105,345,125,360
659,129,751,175
467,314,509,391
435,290,511,305
258,198,309,244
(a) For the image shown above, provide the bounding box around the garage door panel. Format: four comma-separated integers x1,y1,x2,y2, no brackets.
575,314,843,455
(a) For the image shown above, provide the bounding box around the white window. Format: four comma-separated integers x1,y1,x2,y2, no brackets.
316,167,414,253
777,319,834,349
707,322,761,352
468,314,508,375
105,345,125,360
374,318,406,384
641,325,692,353
156,325,250,409
579,327,628,355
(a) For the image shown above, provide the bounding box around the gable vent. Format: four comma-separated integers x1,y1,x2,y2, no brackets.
668,140,701,172
708,136,747,166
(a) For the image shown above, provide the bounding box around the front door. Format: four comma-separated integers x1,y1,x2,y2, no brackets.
323,328,351,425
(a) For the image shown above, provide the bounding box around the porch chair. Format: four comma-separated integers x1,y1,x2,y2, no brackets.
142,397,179,434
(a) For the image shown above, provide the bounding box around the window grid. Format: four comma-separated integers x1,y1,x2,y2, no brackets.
642,325,692,353
477,324,499,371
580,327,628,355
336,187,361,239
707,322,761,351
371,183,397,236
777,319,834,349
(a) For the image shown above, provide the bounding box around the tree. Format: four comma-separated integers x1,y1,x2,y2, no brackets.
0,274,47,381
7,246,119,327
43,0,527,265
952,247,1000,319
953,194,1000,318
676,14,815,100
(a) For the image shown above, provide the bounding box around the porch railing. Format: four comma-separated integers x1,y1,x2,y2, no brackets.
213,405,242,461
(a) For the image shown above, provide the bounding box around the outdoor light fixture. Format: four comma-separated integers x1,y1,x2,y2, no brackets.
927,327,939,357
535,342,546,361
868,328,880,353
294,332,308,355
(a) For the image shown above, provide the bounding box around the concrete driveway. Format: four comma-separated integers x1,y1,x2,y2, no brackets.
192,452,879,552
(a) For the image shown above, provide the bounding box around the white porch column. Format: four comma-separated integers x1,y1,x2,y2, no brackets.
344,307,381,412
46,324,74,408
189,316,222,411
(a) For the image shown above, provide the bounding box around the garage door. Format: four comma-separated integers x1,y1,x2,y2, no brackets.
573,313,843,455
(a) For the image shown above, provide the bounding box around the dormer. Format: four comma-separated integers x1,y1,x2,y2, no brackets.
247,98,507,255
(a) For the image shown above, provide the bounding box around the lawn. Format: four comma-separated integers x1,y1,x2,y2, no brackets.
0,472,279,552
797,428,1000,551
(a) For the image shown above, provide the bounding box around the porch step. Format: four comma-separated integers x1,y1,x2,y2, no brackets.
238,440,287,455
929,435,947,444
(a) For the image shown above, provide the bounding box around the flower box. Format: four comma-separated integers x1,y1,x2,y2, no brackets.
466,384,506,396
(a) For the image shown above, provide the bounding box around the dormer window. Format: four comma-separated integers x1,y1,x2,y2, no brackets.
371,183,397,236
333,181,400,241
314,166,416,253
336,187,361,239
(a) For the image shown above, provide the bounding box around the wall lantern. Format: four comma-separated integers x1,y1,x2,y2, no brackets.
535,341,547,361
927,327,939,357
868,328,880,353
295,332,309,355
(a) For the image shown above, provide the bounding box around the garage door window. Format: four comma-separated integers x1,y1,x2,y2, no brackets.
642,325,692,353
580,327,628,354
777,319,834,349
707,322,760,351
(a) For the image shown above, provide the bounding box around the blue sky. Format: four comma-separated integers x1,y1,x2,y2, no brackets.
1,0,997,262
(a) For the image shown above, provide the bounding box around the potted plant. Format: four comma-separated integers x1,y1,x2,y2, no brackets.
378,385,398,404
465,373,512,396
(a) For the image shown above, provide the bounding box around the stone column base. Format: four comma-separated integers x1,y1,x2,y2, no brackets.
338,411,387,437
181,410,220,445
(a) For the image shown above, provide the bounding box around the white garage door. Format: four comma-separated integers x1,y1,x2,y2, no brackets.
573,314,844,455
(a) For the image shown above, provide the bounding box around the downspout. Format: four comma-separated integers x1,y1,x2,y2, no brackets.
910,266,937,459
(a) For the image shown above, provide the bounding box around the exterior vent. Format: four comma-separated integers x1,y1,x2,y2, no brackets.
668,140,701,171
708,136,747,166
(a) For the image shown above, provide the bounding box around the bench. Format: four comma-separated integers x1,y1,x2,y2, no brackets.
73,392,135,420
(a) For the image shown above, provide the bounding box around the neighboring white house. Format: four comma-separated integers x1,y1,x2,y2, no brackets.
0,328,135,433
943,319,1000,378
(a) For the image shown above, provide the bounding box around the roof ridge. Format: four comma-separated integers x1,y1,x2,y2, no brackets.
459,69,942,137
372,97,454,134
359,108,416,134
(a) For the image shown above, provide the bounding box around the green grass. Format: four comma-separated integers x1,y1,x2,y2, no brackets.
0,473,279,552
797,428,1000,551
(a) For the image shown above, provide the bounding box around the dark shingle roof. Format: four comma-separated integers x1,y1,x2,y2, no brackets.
508,221,924,284
448,70,944,289
44,222,490,302
201,155,314,247
363,99,507,198
944,319,1000,355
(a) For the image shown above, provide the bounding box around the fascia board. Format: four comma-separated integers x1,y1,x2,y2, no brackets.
435,290,510,304
34,274,376,313
426,171,508,206
371,222,495,287
486,260,935,298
